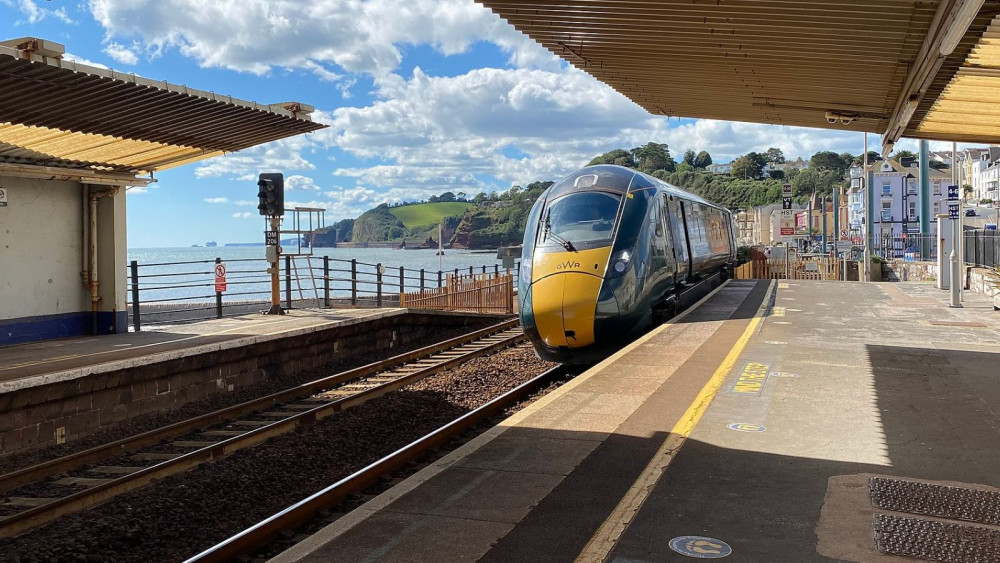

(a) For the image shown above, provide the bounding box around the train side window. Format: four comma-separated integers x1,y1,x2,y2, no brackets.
653,204,663,237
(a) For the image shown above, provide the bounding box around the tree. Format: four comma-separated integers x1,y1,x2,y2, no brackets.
892,149,917,162
439,191,456,202
456,191,468,202
683,149,696,167
764,147,786,164
631,142,676,174
693,150,713,169
809,151,850,178
588,148,635,168
731,152,767,180
792,168,842,199
472,192,487,205
428,195,440,203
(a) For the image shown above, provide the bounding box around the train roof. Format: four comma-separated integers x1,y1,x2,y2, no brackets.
546,165,726,212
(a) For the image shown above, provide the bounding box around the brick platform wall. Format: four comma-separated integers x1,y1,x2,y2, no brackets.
0,313,491,456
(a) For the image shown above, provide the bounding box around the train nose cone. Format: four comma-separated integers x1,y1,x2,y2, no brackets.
531,272,604,348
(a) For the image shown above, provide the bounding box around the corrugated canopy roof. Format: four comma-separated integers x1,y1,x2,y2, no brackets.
477,0,1000,151
0,42,326,176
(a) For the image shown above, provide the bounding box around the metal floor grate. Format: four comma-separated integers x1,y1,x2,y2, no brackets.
870,477,1000,525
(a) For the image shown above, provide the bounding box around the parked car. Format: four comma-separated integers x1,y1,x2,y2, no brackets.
965,209,977,216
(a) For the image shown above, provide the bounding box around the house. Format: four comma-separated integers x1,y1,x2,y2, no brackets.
861,157,950,239
970,147,1000,201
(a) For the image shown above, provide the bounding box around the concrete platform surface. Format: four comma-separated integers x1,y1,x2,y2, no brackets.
270,281,1000,563
0,308,406,391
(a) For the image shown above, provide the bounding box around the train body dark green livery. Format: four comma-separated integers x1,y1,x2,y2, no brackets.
518,165,737,363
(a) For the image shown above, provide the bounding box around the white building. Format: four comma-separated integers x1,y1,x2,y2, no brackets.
861,158,950,239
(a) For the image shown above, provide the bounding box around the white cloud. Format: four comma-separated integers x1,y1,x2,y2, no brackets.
87,0,555,80
103,42,139,65
232,212,253,219
286,175,320,190
194,134,319,179
204,197,229,203
62,53,109,69
13,0,73,24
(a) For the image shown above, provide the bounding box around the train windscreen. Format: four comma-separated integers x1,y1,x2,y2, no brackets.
541,191,621,250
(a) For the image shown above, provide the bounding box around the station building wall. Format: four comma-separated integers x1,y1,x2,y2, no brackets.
0,175,128,346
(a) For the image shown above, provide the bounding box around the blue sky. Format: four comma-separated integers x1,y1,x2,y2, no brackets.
1,0,951,247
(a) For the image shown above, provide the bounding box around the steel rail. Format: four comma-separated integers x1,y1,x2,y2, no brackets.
0,320,520,538
185,364,571,563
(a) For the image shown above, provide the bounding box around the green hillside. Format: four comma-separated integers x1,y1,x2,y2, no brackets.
389,202,473,228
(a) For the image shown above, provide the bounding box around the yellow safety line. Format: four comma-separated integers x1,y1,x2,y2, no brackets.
575,280,775,563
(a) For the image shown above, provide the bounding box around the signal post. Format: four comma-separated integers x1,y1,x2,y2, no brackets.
258,173,285,315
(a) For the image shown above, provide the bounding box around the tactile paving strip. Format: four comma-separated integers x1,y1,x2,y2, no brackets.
873,514,1000,563
870,477,1000,525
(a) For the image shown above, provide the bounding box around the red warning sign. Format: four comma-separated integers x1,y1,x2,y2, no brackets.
214,263,227,292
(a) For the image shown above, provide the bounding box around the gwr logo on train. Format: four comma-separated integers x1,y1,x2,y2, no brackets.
732,361,770,395
556,261,581,270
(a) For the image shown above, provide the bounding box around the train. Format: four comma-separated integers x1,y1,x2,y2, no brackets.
518,164,737,363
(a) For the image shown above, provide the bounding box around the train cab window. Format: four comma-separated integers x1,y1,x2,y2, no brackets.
542,191,621,249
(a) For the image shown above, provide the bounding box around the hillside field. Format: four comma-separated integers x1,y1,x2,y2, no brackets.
389,202,474,228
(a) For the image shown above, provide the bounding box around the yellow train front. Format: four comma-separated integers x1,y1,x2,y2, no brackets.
518,165,736,364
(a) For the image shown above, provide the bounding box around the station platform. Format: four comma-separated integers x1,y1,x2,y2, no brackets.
0,308,500,456
0,308,405,390
273,280,1000,562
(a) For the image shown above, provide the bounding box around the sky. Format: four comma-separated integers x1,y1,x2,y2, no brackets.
0,0,973,247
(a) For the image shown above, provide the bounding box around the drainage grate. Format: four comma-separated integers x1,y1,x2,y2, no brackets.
874,514,1000,563
926,320,988,328
870,477,1000,525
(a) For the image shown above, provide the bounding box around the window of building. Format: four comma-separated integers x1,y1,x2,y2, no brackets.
908,200,917,220
933,182,941,196
882,181,891,195
907,180,917,194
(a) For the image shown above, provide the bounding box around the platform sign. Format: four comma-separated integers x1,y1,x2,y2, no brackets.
0,187,7,207
214,262,227,293
780,209,794,236
782,183,792,196
782,196,792,210
840,229,849,241
948,203,959,220
265,230,279,246
947,185,959,200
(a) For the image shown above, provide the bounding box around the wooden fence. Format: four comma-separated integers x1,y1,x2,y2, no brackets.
735,257,842,281
399,273,514,314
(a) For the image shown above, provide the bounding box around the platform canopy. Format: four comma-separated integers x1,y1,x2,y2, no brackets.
477,0,1000,152
0,38,326,181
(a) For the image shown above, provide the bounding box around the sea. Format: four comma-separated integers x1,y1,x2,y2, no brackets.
127,246,514,303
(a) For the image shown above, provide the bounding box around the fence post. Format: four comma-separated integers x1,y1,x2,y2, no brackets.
399,266,405,295
494,264,499,276
377,263,383,307
284,255,292,309
215,257,223,319
129,260,141,332
323,256,330,308
420,268,425,292
469,265,474,277
482,265,486,275
351,259,358,307
455,268,459,282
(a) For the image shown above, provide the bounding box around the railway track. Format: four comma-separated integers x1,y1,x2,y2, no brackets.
186,363,572,563
0,319,523,539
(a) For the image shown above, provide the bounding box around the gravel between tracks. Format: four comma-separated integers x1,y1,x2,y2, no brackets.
0,321,495,476
0,345,555,563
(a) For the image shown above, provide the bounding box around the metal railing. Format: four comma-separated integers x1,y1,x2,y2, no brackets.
964,229,1000,268
869,233,938,261
126,257,520,331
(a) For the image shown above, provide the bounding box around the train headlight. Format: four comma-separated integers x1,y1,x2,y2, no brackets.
608,250,631,278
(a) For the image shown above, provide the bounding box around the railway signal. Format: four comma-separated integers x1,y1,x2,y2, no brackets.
257,173,284,217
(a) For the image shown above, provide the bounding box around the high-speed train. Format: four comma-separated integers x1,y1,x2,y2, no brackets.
518,165,736,363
